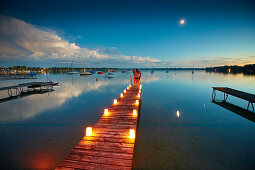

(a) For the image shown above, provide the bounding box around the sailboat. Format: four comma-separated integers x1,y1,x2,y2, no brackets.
68,61,79,74
105,72,115,78
80,71,92,76
80,62,92,76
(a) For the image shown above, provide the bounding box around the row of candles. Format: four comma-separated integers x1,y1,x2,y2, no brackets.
85,84,142,139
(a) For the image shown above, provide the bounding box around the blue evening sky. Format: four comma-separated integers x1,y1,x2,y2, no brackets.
0,0,255,67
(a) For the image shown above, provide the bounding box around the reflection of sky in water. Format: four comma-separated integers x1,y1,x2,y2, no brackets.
135,71,255,169
0,72,157,169
0,71,255,169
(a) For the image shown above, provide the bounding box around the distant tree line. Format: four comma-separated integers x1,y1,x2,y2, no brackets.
206,64,255,75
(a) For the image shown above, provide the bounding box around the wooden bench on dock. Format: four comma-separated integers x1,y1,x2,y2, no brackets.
212,87,255,112
56,85,142,169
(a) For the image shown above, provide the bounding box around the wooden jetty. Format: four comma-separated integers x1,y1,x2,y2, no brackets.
0,81,59,97
56,85,142,169
212,87,255,112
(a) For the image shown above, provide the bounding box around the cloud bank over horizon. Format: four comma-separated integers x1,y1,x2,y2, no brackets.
0,15,160,67
0,15,254,68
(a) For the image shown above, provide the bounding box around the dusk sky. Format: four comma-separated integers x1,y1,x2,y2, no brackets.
0,0,255,67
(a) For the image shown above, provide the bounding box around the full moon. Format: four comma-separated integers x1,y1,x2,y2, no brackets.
180,19,185,25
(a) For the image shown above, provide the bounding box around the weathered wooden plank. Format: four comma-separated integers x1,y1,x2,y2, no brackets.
71,148,133,158
58,159,131,170
75,143,134,153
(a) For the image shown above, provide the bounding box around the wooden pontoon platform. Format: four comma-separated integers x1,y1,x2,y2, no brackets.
0,81,59,97
212,87,255,112
56,85,142,169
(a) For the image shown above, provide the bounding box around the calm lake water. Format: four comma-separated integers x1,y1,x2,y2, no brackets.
0,71,255,169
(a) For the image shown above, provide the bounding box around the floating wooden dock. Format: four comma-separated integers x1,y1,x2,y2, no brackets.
212,87,255,112
0,81,59,97
56,85,142,169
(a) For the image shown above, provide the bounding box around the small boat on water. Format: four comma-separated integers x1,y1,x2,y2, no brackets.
122,70,127,73
97,71,104,74
28,72,37,75
68,71,79,74
105,72,115,77
80,71,92,76
88,71,96,74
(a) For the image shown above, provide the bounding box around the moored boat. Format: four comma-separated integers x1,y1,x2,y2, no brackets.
80,71,92,76
105,72,115,77
97,71,104,74
68,71,79,74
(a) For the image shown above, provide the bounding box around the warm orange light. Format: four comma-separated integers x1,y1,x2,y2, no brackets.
228,68,231,73
139,90,141,93
133,109,137,116
129,84,131,87
104,109,108,115
137,93,140,98
129,129,135,139
127,86,129,90
120,93,123,97
124,89,126,93
86,127,92,136
140,85,142,89
114,99,117,104
135,100,139,105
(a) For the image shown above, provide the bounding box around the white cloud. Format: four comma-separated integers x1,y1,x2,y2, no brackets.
0,15,160,67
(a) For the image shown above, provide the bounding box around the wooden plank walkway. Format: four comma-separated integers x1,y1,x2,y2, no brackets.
212,87,255,112
56,85,142,169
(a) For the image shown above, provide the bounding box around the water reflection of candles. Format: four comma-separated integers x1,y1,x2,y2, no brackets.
129,129,135,139
176,110,180,117
104,109,108,115
86,127,92,136
114,99,117,104
133,109,137,116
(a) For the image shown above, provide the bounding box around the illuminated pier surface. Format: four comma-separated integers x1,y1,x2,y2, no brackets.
56,85,142,169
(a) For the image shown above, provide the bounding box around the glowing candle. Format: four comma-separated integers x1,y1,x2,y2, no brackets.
129,84,131,87
120,93,123,97
135,100,139,105
124,90,126,93
114,99,117,104
86,127,92,136
127,86,129,90
129,129,135,139
140,85,142,89
137,93,140,98
139,90,141,93
104,109,108,115
133,109,137,116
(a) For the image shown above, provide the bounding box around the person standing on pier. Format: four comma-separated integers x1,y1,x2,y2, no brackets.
133,69,141,86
